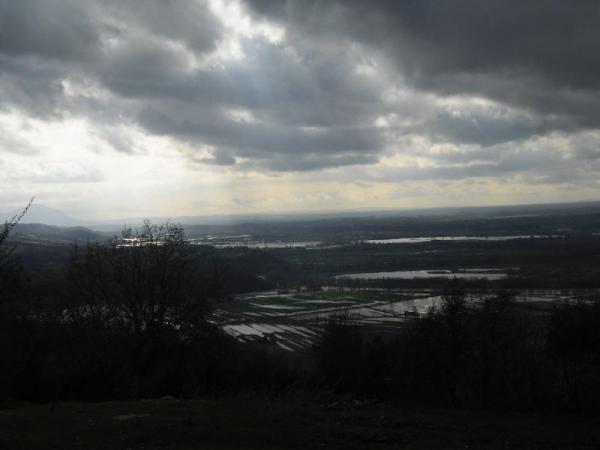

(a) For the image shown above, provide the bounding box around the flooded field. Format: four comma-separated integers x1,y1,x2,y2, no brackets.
188,236,322,249
218,288,583,352
151,233,571,252
363,235,562,244
175,234,565,250
335,268,513,280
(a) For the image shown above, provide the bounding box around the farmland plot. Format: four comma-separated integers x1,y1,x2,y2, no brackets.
217,288,584,352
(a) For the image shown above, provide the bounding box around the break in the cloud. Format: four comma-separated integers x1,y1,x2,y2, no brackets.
0,0,599,218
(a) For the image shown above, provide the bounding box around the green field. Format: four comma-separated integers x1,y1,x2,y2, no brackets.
220,289,417,318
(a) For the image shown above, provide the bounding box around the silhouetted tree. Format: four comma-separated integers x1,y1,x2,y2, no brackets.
65,221,219,336
62,221,224,397
0,199,34,402
1,198,35,319
547,299,600,411
315,315,366,392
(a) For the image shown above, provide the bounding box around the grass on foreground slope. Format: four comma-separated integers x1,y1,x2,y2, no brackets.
2,399,600,449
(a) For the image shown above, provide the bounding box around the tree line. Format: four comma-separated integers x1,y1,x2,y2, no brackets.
315,287,600,412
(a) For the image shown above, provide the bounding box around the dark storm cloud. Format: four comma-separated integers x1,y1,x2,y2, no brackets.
101,0,223,55
245,0,600,128
425,109,556,147
0,0,222,60
0,0,99,61
99,39,383,128
0,0,223,119
1,0,599,177
138,107,382,170
0,0,387,170
0,56,67,118
107,37,388,168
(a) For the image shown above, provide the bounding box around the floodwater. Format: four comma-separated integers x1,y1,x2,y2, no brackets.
335,269,511,281
220,288,586,352
189,237,321,249
220,291,444,351
363,235,561,244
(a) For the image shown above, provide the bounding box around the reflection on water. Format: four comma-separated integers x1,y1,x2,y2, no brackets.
363,235,561,244
221,292,444,350
220,289,584,352
189,236,321,249
335,269,510,280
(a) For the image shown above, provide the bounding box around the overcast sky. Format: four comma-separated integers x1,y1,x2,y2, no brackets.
1,0,599,219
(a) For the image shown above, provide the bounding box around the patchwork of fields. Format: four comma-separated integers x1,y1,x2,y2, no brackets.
217,288,582,352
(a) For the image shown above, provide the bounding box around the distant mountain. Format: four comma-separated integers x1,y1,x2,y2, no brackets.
2,204,81,227
8,223,107,244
